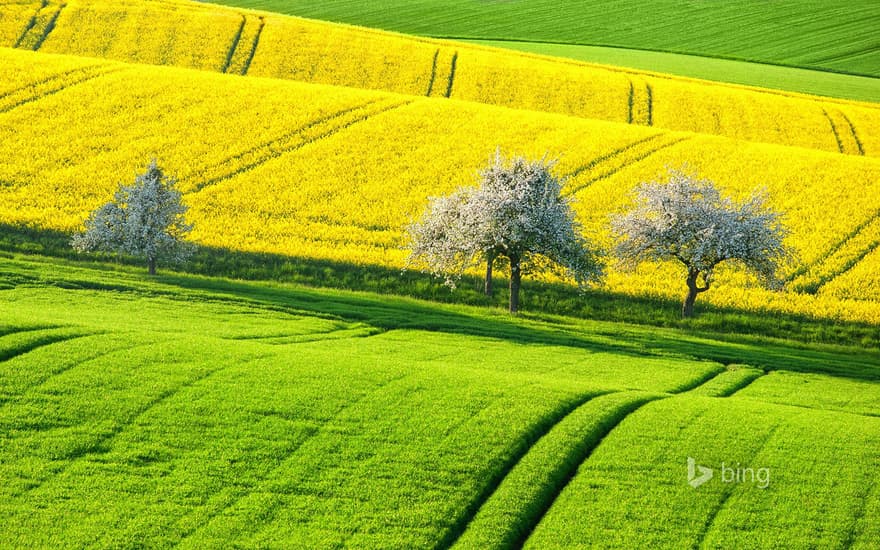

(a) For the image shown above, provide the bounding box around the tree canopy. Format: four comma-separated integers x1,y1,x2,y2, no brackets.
407,151,603,313
72,160,192,274
611,168,791,317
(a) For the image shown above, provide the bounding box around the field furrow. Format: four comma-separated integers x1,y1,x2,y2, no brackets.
565,134,690,195
526,397,880,548
12,0,62,50
791,210,880,293
0,63,121,114
450,391,660,549
685,367,766,398
628,77,653,126
227,14,264,75
0,326,93,364
220,14,245,74
0,334,149,405
188,97,412,192
0,0,41,46
4,0,878,156
693,424,781,547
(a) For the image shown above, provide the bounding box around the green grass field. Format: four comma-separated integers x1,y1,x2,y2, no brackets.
207,0,880,79
1,253,878,547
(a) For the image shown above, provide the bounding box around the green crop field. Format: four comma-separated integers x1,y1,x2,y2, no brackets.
461,40,880,103
1,254,879,548
207,0,880,79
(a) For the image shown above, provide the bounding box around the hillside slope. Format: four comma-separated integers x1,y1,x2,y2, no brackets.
2,0,879,157
2,49,880,323
206,0,880,78
0,255,878,548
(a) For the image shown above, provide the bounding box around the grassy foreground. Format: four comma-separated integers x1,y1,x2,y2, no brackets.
0,253,878,547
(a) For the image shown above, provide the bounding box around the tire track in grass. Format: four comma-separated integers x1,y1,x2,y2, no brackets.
565,134,690,196
189,98,413,192
841,465,878,548
447,391,659,550
174,371,413,546
22,350,275,495
445,366,727,548
0,64,105,103
0,64,123,115
0,327,94,364
0,336,162,409
239,16,264,76
692,424,780,549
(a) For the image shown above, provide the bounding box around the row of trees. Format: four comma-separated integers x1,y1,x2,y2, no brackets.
73,155,790,318
406,152,790,317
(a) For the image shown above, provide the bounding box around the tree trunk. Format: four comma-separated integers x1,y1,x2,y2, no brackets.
484,256,493,296
509,255,521,314
148,257,156,276
682,269,709,318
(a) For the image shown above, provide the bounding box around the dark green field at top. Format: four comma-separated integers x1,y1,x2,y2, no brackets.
207,0,880,78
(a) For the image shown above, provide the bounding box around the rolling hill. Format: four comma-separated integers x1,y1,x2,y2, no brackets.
2,0,879,155
204,0,880,79
0,254,878,548
2,47,880,324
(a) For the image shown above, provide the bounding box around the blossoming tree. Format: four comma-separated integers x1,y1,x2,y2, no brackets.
72,160,192,275
612,168,791,318
407,152,603,313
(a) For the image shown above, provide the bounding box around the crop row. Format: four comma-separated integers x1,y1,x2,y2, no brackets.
2,0,879,156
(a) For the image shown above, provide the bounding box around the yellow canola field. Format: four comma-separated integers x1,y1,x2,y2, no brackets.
2,0,880,157
1,49,879,323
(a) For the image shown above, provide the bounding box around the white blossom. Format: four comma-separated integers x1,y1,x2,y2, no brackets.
406,151,603,312
72,160,193,274
611,168,791,316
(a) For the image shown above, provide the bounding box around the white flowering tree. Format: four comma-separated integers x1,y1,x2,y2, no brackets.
611,168,790,318
72,160,193,275
407,152,603,313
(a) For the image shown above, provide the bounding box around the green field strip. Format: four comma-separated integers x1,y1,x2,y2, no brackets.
695,405,880,548
13,0,63,51
173,370,414,546
791,210,880,293
691,424,781,549
0,333,150,405
450,391,660,549
226,15,264,76
189,97,413,192
732,370,880,417
687,366,766,398
566,134,689,195
0,326,93,364
225,324,382,344
13,343,270,496
220,14,246,73
0,63,122,115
